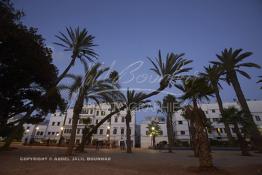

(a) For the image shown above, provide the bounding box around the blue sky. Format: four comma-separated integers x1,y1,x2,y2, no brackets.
14,0,262,123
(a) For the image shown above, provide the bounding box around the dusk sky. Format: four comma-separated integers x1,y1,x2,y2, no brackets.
14,0,262,122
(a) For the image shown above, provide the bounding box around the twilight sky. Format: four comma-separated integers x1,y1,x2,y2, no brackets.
14,0,262,122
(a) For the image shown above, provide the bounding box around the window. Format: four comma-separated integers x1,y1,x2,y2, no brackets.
212,109,216,113
77,129,80,134
178,121,183,125
48,132,51,135
52,122,55,126
159,130,163,135
101,111,105,116
96,111,99,115
107,118,111,123
213,118,219,122
205,111,208,114
57,122,60,126
121,117,125,123
68,119,72,124
27,126,30,129
113,128,117,135
96,119,99,124
54,114,56,116
40,131,43,135
52,132,55,135
76,139,80,144
180,131,185,135
114,117,118,123
99,129,103,135
255,115,261,121
90,109,93,114
121,128,124,135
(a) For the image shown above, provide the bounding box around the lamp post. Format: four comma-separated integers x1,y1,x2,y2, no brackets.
107,126,111,148
58,126,64,145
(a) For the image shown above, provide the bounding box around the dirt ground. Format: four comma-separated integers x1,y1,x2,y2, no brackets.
0,145,261,175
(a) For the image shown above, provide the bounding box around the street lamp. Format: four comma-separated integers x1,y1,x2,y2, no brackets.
107,126,110,129
151,126,155,130
60,126,64,131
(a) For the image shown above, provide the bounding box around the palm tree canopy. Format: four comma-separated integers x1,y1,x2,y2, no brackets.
54,27,98,62
175,76,215,103
59,63,124,106
148,50,193,88
125,89,152,111
211,48,261,84
156,94,181,114
257,76,262,89
200,65,224,89
222,106,251,127
146,121,162,136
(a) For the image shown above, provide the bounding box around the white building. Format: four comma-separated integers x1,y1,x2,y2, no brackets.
22,123,47,144
22,103,136,147
140,100,262,148
62,103,135,147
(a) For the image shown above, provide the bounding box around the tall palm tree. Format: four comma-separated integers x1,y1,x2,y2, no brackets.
156,94,180,153
124,90,151,153
222,107,251,156
181,105,198,157
176,76,215,168
200,65,234,144
211,48,262,152
79,117,94,150
54,27,97,85
80,51,193,145
59,63,123,155
257,76,262,89
146,121,162,148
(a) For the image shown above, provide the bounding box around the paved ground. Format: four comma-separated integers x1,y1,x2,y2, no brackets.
0,145,262,175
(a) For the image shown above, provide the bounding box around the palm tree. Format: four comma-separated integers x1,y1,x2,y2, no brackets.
124,90,151,153
257,76,262,89
156,94,180,153
176,76,215,168
211,48,262,152
80,51,193,145
79,117,94,150
146,121,162,148
200,65,234,144
59,63,123,155
54,27,97,85
181,105,198,157
222,107,251,156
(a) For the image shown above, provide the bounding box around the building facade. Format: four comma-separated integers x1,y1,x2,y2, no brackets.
22,103,136,147
140,100,262,148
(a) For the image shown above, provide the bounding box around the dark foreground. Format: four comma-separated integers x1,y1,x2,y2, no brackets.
0,145,261,175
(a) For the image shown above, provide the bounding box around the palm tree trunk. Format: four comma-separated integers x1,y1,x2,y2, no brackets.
126,110,132,153
230,72,262,152
214,87,234,144
192,99,213,168
152,135,156,148
66,89,85,155
233,122,251,156
76,127,89,152
166,112,175,153
55,56,77,86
